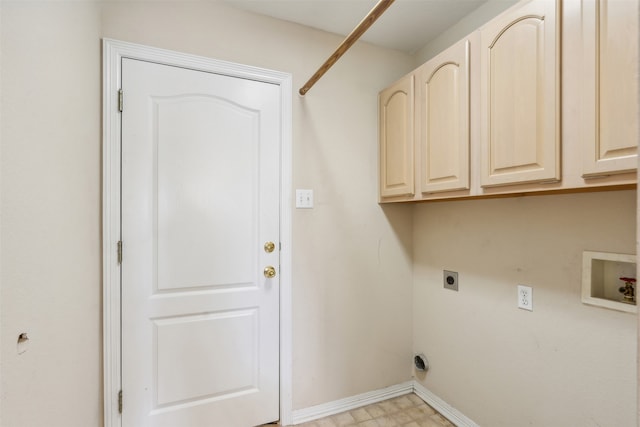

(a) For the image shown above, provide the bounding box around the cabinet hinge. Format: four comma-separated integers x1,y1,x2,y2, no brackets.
117,241,123,265
118,390,123,414
118,89,124,112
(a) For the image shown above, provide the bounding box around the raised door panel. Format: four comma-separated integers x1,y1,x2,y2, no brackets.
417,39,470,194
379,75,415,199
480,0,560,187
583,0,638,177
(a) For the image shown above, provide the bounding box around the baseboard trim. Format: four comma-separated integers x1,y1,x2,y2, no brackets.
289,380,479,427
290,381,414,425
412,381,479,427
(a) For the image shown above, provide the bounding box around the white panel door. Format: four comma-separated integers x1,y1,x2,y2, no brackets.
121,58,280,427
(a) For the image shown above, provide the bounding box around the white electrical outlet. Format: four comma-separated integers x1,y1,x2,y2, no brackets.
518,285,533,311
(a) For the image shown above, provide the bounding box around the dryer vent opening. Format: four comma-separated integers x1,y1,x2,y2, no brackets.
414,354,429,372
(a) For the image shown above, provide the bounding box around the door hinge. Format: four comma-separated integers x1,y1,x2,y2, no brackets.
118,89,123,112
117,241,123,265
118,390,123,414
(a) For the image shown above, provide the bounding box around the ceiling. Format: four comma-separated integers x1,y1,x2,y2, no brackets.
223,0,489,54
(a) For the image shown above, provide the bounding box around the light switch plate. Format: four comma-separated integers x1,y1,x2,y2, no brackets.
296,189,313,209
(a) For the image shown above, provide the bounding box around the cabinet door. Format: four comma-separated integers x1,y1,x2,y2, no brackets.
379,75,415,199
582,0,638,177
480,0,560,187
416,39,470,194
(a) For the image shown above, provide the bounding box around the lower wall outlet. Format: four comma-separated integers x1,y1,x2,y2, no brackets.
518,285,533,311
443,270,458,291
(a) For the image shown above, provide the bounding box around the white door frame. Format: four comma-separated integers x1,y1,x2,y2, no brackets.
102,38,293,427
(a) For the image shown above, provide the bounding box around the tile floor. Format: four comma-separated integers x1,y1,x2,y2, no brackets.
267,393,455,427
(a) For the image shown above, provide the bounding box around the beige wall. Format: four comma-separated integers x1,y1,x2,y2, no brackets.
2,2,637,427
1,2,103,426
412,0,518,64
413,190,637,426
0,2,415,426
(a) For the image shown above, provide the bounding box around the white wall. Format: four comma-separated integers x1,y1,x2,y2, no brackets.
413,190,637,426
0,2,415,425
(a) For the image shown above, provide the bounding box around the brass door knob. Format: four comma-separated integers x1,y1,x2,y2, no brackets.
264,266,276,278
264,241,276,253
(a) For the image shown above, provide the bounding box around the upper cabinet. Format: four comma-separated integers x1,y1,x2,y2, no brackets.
582,0,638,177
378,0,637,203
416,38,470,194
479,0,560,187
379,74,415,200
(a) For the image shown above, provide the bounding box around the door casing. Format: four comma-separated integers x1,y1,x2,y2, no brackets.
102,38,293,427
